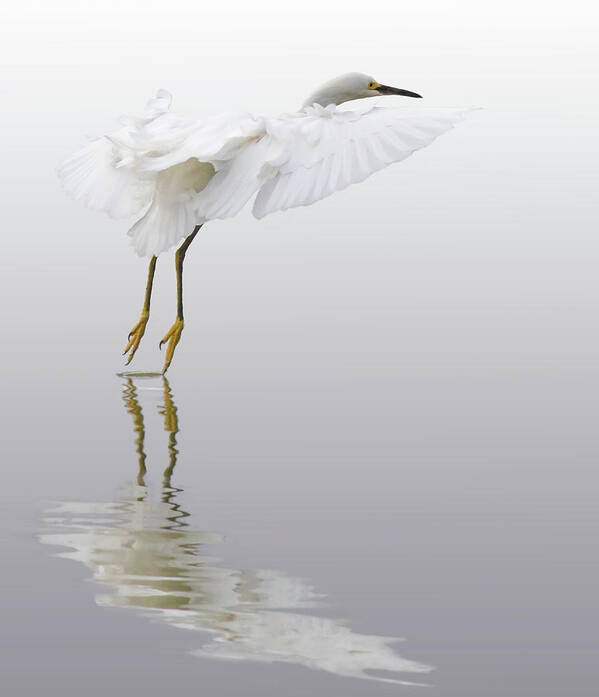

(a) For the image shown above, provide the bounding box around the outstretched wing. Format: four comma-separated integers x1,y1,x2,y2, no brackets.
252,104,469,218
196,103,469,222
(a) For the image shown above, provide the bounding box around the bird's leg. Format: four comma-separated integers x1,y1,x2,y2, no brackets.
159,225,201,373
123,255,158,365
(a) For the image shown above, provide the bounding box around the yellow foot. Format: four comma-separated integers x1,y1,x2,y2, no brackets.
159,319,184,374
123,312,150,365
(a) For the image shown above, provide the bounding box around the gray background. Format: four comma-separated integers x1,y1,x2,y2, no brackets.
1,1,598,694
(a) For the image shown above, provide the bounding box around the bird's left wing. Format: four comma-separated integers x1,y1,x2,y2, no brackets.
195,103,470,221
252,103,470,218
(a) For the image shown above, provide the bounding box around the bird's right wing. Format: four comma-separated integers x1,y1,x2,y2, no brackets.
58,90,265,256
57,90,178,220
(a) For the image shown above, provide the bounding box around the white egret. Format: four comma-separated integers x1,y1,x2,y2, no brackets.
59,72,469,372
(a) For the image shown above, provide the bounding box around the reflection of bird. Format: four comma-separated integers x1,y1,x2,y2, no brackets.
59,73,469,372
40,498,430,684
39,376,433,685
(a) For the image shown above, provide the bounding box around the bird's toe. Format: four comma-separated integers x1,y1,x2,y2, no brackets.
160,319,184,373
123,312,150,364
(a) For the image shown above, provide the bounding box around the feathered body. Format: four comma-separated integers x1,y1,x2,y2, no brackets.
58,74,469,257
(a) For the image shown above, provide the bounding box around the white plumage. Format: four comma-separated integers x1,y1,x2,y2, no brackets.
59,74,469,258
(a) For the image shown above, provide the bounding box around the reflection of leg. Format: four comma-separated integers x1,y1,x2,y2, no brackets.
159,226,201,373
160,377,179,488
159,377,189,528
123,255,158,365
160,376,189,530
122,378,147,487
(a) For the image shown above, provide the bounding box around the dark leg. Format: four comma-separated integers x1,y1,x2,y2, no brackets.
123,255,158,365
159,225,201,373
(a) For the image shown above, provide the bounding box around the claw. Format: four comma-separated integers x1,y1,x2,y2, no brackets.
159,319,184,374
123,311,149,365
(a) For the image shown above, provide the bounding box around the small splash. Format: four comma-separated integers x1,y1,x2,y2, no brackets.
117,371,163,378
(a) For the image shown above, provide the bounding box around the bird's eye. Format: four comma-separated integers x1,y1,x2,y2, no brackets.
369,82,374,88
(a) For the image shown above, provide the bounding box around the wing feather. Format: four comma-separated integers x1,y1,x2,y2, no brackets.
250,104,469,220
57,134,155,219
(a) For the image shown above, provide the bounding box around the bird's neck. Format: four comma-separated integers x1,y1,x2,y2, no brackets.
303,82,356,108
303,90,338,108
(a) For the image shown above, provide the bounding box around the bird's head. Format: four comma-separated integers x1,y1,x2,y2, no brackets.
303,72,422,108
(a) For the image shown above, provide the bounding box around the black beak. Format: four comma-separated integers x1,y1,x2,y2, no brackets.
376,85,422,98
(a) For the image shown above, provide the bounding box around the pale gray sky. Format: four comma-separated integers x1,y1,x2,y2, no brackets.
1,0,598,375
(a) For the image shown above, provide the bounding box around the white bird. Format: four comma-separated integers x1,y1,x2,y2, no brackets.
58,72,469,372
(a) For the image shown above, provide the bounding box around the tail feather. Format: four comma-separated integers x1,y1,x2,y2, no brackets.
127,197,200,257
127,159,214,257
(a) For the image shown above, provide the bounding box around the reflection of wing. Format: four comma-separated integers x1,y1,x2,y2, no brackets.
40,495,432,685
197,103,468,220
194,611,428,685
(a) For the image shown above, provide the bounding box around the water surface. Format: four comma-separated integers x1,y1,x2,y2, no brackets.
3,359,598,695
